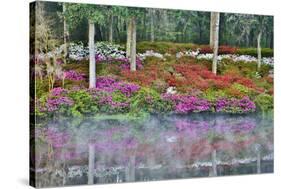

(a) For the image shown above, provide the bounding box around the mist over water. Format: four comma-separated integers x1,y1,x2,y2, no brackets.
33,112,273,187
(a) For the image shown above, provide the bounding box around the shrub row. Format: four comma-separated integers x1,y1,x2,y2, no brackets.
137,42,273,57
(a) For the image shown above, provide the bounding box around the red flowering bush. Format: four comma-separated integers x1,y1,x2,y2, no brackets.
199,45,237,55
218,45,237,54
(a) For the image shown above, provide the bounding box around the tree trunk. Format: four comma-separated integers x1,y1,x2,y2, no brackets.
88,20,96,88
257,31,262,71
211,149,217,176
209,12,215,47
63,3,69,61
125,154,136,182
88,144,95,184
212,12,220,75
109,15,113,43
126,19,132,58
150,9,155,42
130,17,137,71
257,149,261,174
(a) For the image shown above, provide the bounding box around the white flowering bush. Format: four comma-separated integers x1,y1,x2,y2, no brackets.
196,53,214,60
39,44,274,67
95,42,126,60
38,42,127,62
69,42,126,61
69,42,89,61
186,51,274,66
166,86,177,94
262,57,274,66
138,50,164,60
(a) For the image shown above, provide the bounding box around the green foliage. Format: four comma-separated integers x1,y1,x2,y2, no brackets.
67,90,98,116
231,83,256,98
254,94,273,112
130,87,172,113
65,3,106,29
236,48,273,57
35,94,49,118
219,59,271,78
137,41,197,54
202,89,227,102
35,80,49,98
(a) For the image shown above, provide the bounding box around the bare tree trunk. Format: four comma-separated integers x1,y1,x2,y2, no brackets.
150,9,155,42
257,31,262,71
212,12,220,75
89,20,96,88
211,149,217,176
257,149,261,174
88,144,95,184
209,12,215,47
130,17,137,71
109,15,113,43
125,154,136,182
126,20,132,58
63,3,69,61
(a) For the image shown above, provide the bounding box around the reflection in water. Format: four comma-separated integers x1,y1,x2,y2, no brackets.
33,113,273,187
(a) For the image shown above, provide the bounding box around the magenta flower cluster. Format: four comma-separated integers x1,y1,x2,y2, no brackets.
162,94,211,113
50,87,67,96
45,96,74,112
64,70,85,81
216,97,256,113
99,95,129,109
96,76,140,97
118,57,144,70
96,56,144,70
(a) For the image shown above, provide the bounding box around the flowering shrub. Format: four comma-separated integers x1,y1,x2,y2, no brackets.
130,88,173,113
45,96,74,112
176,49,200,59
95,42,126,60
96,76,140,97
50,87,67,96
138,50,164,60
67,90,99,116
64,70,85,81
95,91,130,113
68,42,126,61
216,97,256,113
120,69,157,86
196,53,274,66
254,94,273,112
162,94,211,113
118,57,144,70
198,45,236,55
69,42,89,60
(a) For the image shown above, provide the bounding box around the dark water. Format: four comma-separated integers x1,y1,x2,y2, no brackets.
32,112,273,187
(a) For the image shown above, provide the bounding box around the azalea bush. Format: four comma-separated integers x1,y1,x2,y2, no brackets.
216,97,256,113
199,45,237,55
162,94,211,113
69,42,126,61
254,94,273,112
130,87,173,114
96,76,140,97
64,70,85,81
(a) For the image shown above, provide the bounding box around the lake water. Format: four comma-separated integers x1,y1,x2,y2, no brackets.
32,112,273,187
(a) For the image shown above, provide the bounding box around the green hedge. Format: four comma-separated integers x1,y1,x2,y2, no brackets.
137,41,197,54
236,48,273,57
136,41,273,57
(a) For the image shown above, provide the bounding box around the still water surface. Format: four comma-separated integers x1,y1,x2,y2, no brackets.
33,113,273,187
